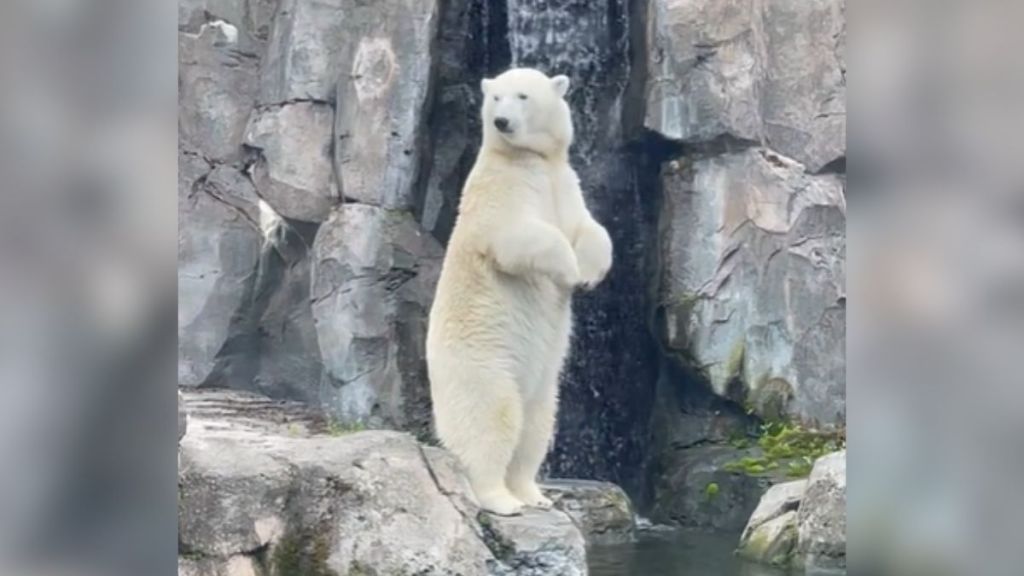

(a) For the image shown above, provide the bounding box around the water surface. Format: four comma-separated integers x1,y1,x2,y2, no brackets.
588,527,840,576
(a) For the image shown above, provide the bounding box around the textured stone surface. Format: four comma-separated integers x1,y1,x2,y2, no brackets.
311,205,443,435
543,479,636,546
177,389,587,576
482,509,587,576
644,0,764,144
244,102,338,222
178,10,261,163
659,148,846,426
644,0,846,172
737,480,807,566
651,445,780,531
797,450,846,570
333,0,439,209
177,150,260,388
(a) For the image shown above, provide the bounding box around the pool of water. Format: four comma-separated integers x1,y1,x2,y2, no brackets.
588,527,839,576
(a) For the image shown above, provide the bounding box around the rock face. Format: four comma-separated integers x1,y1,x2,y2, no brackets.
311,205,443,436
650,444,779,531
736,451,846,570
178,390,587,576
543,480,636,546
736,480,806,566
658,149,846,426
177,0,442,428
797,450,847,570
644,0,846,173
177,150,260,388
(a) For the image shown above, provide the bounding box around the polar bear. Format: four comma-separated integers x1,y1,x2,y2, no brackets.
426,68,613,515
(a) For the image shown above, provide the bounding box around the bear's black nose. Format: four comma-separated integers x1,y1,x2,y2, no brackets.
494,117,511,132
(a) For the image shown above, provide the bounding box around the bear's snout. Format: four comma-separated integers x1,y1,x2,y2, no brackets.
494,117,512,133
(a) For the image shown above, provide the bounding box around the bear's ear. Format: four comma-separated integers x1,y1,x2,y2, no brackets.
551,75,570,97
481,78,494,95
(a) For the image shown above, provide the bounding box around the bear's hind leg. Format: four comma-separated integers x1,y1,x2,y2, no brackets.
435,374,525,516
505,385,557,508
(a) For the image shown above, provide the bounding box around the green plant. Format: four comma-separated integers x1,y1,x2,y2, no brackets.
705,482,720,499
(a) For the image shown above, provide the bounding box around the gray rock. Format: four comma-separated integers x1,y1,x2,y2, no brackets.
644,0,845,171
737,480,807,566
481,509,586,576
178,24,260,163
178,391,188,443
737,510,799,567
333,0,439,209
311,204,443,437
797,450,846,570
659,148,846,427
651,445,779,531
762,0,846,172
244,102,338,222
178,389,587,576
644,0,764,144
178,150,261,388
543,479,636,546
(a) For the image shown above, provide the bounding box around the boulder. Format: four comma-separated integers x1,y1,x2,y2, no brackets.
650,445,780,531
178,20,260,163
543,480,636,546
644,0,764,144
658,148,846,427
333,0,439,209
259,0,437,210
244,102,338,222
311,205,443,437
797,450,846,570
177,150,261,388
177,389,588,576
734,451,845,571
737,480,806,566
644,0,846,172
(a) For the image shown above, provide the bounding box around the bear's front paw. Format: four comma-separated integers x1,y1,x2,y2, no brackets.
552,257,581,290
575,225,612,290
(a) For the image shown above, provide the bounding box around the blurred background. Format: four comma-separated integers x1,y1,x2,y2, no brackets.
0,0,1020,574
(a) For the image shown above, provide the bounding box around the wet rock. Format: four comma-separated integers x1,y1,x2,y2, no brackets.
658,148,846,427
797,450,846,570
481,509,586,576
177,150,261,388
651,445,780,531
543,479,636,546
737,480,806,566
178,389,587,576
244,102,338,222
311,205,443,436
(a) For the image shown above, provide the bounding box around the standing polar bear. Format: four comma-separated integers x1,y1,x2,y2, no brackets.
426,68,613,515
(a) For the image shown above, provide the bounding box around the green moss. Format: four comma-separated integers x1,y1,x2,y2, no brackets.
270,526,338,576
724,422,845,479
704,482,720,500
326,418,365,437
725,339,746,381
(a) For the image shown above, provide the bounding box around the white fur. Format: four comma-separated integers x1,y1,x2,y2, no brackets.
427,68,613,515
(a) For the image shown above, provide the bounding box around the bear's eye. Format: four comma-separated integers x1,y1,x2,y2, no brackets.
493,95,499,101
517,93,528,100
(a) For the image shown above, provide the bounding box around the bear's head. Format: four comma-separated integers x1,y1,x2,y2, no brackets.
480,68,573,158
